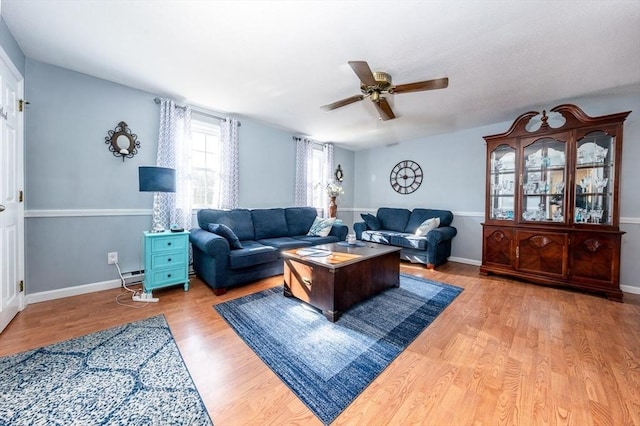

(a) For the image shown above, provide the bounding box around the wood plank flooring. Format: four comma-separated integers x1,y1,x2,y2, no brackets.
1,262,639,425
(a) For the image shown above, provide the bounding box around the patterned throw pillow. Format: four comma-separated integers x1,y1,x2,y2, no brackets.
360,213,381,231
307,217,335,237
415,217,440,237
208,223,243,249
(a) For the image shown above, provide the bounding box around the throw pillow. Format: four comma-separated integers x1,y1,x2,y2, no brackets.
208,223,243,249
360,213,381,231
307,217,335,237
415,217,440,237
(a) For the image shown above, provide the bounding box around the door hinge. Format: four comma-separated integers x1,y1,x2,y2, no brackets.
516,246,520,258
19,190,24,202
18,99,30,112
18,280,24,292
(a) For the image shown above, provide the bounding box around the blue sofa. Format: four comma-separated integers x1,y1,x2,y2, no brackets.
189,207,348,295
353,207,457,269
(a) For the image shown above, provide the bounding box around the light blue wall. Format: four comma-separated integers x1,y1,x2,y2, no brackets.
352,90,640,291
0,16,25,75
23,58,356,294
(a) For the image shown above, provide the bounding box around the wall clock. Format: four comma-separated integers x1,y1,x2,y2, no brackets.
390,160,423,194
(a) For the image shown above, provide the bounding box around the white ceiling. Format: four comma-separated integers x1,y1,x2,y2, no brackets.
2,0,639,150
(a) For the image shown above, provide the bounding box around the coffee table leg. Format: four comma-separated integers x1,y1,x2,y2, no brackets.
283,283,293,297
324,309,340,322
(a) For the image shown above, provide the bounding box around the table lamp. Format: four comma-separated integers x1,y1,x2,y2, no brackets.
139,166,176,233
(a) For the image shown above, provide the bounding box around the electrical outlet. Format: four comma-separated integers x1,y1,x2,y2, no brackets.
107,252,118,264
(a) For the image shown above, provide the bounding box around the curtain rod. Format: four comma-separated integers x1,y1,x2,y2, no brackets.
153,97,241,126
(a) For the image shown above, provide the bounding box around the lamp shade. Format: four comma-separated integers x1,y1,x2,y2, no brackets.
138,166,176,192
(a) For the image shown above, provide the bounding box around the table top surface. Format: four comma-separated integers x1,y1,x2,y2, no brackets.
282,242,401,269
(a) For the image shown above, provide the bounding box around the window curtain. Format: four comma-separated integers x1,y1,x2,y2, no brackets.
323,143,335,183
156,98,192,230
294,137,314,206
218,118,240,209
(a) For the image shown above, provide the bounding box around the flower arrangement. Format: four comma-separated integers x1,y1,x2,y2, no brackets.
326,182,344,198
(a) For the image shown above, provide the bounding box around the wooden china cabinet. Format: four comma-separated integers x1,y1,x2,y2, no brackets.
480,104,630,301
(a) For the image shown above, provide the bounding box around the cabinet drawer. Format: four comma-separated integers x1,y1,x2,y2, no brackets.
150,266,187,286
150,251,186,269
151,235,187,252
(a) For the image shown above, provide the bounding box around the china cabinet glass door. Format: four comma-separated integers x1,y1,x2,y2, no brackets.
574,131,614,225
489,144,516,220
521,137,567,223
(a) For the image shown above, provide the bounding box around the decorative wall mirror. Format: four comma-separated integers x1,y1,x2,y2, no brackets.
335,164,344,182
105,121,140,161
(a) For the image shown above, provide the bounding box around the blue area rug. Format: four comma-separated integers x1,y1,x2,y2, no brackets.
215,273,463,424
0,315,212,425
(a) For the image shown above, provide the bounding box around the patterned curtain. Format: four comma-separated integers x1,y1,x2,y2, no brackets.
156,98,192,230
294,137,314,206
218,118,240,209
323,143,335,183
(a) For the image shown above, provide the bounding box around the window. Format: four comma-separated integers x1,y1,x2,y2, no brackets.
191,119,221,208
310,146,325,209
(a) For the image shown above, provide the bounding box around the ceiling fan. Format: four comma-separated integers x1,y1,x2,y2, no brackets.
321,61,449,121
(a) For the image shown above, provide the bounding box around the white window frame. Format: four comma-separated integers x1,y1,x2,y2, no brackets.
191,119,222,209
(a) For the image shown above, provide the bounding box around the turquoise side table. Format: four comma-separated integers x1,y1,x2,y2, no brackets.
143,230,190,294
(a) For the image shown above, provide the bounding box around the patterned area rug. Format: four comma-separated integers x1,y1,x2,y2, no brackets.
0,315,212,425
215,273,463,425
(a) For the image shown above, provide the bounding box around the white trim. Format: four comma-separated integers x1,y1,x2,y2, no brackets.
621,217,640,225
25,209,151,218
449,256,482,266
26,279,124,304
621,284,640,295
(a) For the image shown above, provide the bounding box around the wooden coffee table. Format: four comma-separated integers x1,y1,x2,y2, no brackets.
282,242,401,322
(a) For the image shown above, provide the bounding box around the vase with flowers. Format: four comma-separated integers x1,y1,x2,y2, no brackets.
326,182,344,218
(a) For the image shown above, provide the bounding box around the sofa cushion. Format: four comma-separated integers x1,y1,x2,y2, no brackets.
405,209,454,233
415,217,440,237
293,235,340,245
377,207,411,232
390,234,428,250
252,208,289,240
285,207,318,236
208,223,243,249
307,217,335,237
360,230,400,245
228,241,279,269
198,209,255,241
360,213,381,231
258,237,312,250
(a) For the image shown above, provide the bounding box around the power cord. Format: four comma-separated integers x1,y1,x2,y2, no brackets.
114,262,150,308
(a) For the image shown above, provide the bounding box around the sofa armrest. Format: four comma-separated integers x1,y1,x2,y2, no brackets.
353,222,367,239
426,226,458,245
329,224,349,241
189,228,230,257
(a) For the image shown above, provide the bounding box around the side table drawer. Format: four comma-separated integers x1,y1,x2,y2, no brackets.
149,266,187,287
151,235,187,252
150,251,185,269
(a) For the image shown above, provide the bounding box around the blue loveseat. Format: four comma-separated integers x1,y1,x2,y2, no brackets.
353,207,457,269
189,207,348,295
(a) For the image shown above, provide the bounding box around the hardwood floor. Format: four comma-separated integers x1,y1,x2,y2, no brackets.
1,262,639,425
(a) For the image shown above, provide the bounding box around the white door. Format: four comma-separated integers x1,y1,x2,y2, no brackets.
0,49,25,333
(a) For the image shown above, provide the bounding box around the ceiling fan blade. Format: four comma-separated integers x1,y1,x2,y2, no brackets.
348,61,377,86
391,77,449,94
374,97,395,121
321,94,365,111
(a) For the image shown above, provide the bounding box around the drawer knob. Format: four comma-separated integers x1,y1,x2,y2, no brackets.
167,274,172,278
167,242,172,246
167,258,172,262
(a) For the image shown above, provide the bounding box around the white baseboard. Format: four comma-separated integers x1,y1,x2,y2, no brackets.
27,274,144,304
27,279,125,304
621,285,640,295
449,256,482,266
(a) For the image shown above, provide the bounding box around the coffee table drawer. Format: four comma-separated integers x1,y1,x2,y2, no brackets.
283,260,313,304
